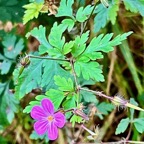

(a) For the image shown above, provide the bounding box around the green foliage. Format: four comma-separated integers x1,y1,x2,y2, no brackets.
0,0,27,22
26,25,52,55
0,34,24,74
70,114,82,127
133,118,144,133
23,2,43,24
115,118,130,135
56,0,74,19
80,89,98,103
0,83,18,127
30,131,49,142
76,5,93,22
123,0,144,16
54,76,74,92
96,102,114,119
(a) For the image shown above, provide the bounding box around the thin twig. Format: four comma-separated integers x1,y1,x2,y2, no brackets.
80,2,97,35
80,87,113,101
70,58,80,105
29,55,70,61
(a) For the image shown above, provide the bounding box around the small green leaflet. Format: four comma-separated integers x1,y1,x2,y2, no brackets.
2,35,24,59
76,5,93,22
129,98,138,120
54,75,74,92
48,22,66,50
115,118,130,135
0,34,24,74
71,31,89,58
56,0,75,19
94,4,109,32
108,0,119,25
80,89,98,103
46,89,65,110
74,61,104,82
133,118,144,133
70,114,83,127
62,19,75,32
23,2,43,24
26,25,52,54
30,130,49,142
84,32,133,53
123,0,144,16
94,0,119,32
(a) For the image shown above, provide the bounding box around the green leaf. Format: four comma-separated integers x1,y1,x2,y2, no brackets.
46,89,65,110
133,118,144,133
72,31,89,58
2,34,24,59
115,118,130,135
0,83,18,125
48,22,66,50
62,94,77,118
0,34,24,75
23,100,41,113
63,41,74,55
94,4,109,32
97,102,114,115
94,1,119,32
54,75,74,92
14,57,70,99
56,0,75,19
123,0,144,16
84,32,133,54
76,5,93,22
70,114,83,127
0,60,12,75
26,25,52,54
54,76,74,91
30,131,49,142
80,89,98,103
0,0,27,22
129,98,138,120
62,19,75,32
74,61,104,82
108,0,119,25
23,2,43,24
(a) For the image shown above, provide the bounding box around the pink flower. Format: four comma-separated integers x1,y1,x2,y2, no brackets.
30,98,66,140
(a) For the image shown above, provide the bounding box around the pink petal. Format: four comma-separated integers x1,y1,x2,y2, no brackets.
54,112,66,128
48,122,58,140
41,98,54,114
34,120,48,135
31,106,46,120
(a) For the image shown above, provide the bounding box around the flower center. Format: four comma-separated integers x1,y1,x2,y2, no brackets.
47,115,54,122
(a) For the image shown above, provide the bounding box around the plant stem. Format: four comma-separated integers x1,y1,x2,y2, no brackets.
29,55,70,61
80,87,113,101
70,58,80,106
80,2,97,35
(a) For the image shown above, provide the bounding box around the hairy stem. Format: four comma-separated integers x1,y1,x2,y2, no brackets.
80,2,97,35
70,58,80,106
29,55,70,61
80,87,113,101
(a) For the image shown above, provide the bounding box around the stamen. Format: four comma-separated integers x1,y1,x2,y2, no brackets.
47,115,54,122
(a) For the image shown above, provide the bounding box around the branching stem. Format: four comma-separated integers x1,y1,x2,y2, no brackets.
70,58,80,106
29,55,70,62
80,87,113,101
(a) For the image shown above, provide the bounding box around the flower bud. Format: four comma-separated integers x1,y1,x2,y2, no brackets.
111,95,127,107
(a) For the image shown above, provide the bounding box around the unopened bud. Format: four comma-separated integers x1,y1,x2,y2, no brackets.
73,109,89,121
111,95,127,107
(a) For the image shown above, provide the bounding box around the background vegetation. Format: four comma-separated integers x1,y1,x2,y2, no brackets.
0,0,144,143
